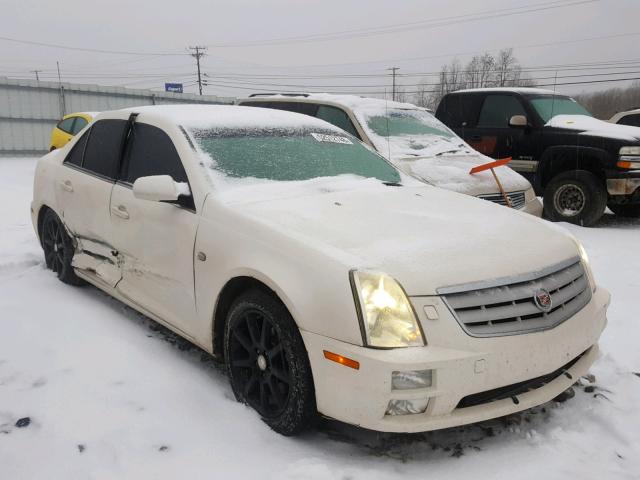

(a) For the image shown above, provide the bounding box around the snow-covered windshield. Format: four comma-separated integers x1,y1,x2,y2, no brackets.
530,96,592,122
356,107,473,159
365,109,456,139
191,126,401,184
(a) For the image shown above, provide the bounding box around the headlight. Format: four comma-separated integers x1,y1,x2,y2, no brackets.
619,146,640,156
350,270,425,348
576,242,597,294
619,147,640,168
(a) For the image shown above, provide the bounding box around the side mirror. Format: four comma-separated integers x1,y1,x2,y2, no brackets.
132,175,190,202
509,115,528,128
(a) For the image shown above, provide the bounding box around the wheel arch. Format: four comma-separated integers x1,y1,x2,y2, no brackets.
211,275,298,359
537,146,608,192
36,204,54,246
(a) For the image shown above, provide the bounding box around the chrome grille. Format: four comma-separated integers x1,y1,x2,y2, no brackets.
439,258,592,337
477,191,526,209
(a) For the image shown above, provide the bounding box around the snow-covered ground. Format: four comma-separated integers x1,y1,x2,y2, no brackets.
1,157,639,479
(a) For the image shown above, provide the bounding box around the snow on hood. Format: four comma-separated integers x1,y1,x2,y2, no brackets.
216,181,578,295
395,154,532,194
546,115,640,142
349,105,531,194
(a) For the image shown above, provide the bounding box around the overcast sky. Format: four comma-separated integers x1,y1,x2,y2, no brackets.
0,0,638,99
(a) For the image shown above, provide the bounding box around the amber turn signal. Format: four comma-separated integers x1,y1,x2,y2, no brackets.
323,350,360,370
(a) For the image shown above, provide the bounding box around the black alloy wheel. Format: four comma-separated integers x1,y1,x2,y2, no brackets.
41,209,83,285
224,289,316,435
228,308,291,418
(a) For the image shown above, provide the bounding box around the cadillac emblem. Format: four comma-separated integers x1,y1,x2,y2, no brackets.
533,288,553,312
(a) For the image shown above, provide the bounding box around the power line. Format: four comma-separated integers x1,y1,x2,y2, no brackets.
0,35,183,56
202,76,640,96
205,0,598,48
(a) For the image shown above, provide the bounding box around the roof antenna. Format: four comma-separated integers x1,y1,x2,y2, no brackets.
550,70,558,122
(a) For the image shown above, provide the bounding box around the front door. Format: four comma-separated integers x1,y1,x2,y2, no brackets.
466,94,530,159
109,120,199,338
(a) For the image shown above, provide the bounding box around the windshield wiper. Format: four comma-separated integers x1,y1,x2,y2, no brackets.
383,181,403,187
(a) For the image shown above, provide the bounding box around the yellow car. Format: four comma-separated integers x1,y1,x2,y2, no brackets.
49,112,96,151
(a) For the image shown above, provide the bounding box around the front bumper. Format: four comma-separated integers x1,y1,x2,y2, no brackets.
302,287,609,433
606,177,640,200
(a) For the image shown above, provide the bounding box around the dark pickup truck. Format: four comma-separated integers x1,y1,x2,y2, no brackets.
436,88,640,226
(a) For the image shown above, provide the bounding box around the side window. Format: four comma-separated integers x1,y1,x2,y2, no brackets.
72,117,89,134
477,95,527,128
315,105,360,139
82,119,128,179
436,94,483,128
64,129,90,167
260,101,319,116
123,123,188,184
619,114,640,127
57,117,75,134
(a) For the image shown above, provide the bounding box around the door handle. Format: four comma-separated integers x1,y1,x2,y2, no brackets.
60,180,74,192
469,135,482,142
111,204,130,220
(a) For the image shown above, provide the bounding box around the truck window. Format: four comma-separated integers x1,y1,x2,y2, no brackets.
477,95,527,128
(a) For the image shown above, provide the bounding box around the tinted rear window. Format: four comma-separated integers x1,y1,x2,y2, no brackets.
64,129,90,167
436,94,484,128
82,120,128,179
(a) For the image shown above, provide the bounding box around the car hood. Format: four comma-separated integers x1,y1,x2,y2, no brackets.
546,114,640,142
365,132,531,195
217,179,578,295
391,153,532,195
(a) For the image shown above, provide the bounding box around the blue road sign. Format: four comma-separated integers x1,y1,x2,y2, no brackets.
165,83,183,93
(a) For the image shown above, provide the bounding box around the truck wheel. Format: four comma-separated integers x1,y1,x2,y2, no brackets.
543,171,606,227
608,203,640,218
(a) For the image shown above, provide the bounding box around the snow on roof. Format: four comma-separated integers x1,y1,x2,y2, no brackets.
114,104,345,131
453,87,559,95
241,93,429,112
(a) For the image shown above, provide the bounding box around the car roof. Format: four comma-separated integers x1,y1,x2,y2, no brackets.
615,108,640,116
450,87,560,96
63,111,98,120
240,93,430,112
94,104,347,131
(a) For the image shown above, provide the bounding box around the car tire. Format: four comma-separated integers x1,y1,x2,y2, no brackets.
41,209,84,285
224,289,316,436
608,203,640,218
543,170,607,227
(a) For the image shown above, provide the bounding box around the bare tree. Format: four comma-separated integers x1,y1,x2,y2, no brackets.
419,49,534,109
574,81,640,119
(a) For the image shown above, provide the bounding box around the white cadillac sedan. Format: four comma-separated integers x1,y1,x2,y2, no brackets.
31,105,609,436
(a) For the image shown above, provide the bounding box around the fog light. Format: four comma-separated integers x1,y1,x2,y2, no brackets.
385,398,429,416
392,369,432,390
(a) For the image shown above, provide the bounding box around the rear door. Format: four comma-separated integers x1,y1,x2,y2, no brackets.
55,119,128,286
109,120,199,337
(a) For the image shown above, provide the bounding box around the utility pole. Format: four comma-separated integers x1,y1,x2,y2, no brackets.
188,46,207,95
31,69,42,82
56,61,66,116
387,67,399,101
